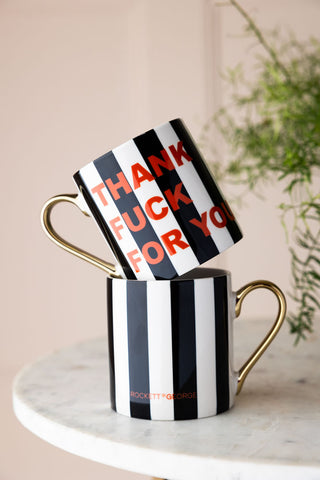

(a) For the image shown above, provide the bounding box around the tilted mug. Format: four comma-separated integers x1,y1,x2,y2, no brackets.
41,119,242,280
106,268,286,420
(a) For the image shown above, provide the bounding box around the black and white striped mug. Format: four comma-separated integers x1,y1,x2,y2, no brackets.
41,119,243,280
107,268,286,420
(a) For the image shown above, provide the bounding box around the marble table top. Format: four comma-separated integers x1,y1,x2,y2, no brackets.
13,318,320,480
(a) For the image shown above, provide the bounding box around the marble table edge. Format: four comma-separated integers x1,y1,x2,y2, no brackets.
12,374,319,480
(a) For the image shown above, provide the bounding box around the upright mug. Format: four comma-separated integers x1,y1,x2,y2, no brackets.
107,268,286,420
41,119,243,280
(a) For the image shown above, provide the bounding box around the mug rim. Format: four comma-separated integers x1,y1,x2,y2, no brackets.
109,267,230,283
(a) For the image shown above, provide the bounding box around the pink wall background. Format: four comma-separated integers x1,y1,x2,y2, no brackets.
2,1,319,478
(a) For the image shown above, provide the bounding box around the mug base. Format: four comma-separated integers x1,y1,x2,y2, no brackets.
111,403,233,421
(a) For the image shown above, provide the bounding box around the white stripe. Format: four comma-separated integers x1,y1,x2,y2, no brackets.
113,140,199,276
194,278,217,418
226,274,236,408
155,123,235,252
112,281,130,417
79,163,154,280
147,281,174,420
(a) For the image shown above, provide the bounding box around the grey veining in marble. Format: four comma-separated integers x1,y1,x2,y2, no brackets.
13,319,320,480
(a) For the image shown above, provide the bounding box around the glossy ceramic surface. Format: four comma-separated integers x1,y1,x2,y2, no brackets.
73,119,242,279
107,269,237,420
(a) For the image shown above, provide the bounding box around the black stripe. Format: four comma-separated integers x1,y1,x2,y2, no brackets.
93,152,177,280
170,280,198,420
170,119,243,245
214,275,230,414
134,130,219,264
73,171,135,279
106,278,115,411
127,281,151,420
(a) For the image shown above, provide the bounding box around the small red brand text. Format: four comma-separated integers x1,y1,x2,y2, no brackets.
130,391,197,400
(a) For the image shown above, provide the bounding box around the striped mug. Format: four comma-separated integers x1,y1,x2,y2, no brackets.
107,268,286,420
41,119,242,280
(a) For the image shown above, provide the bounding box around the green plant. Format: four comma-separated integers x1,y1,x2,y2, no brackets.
202,0,320,343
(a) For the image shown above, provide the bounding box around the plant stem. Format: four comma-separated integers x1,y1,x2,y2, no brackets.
229,0,292,81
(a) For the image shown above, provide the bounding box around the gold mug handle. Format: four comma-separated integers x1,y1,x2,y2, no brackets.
41,194,121,278
235,280,287,394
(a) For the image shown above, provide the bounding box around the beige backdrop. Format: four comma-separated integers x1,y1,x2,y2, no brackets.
2,1,318,479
